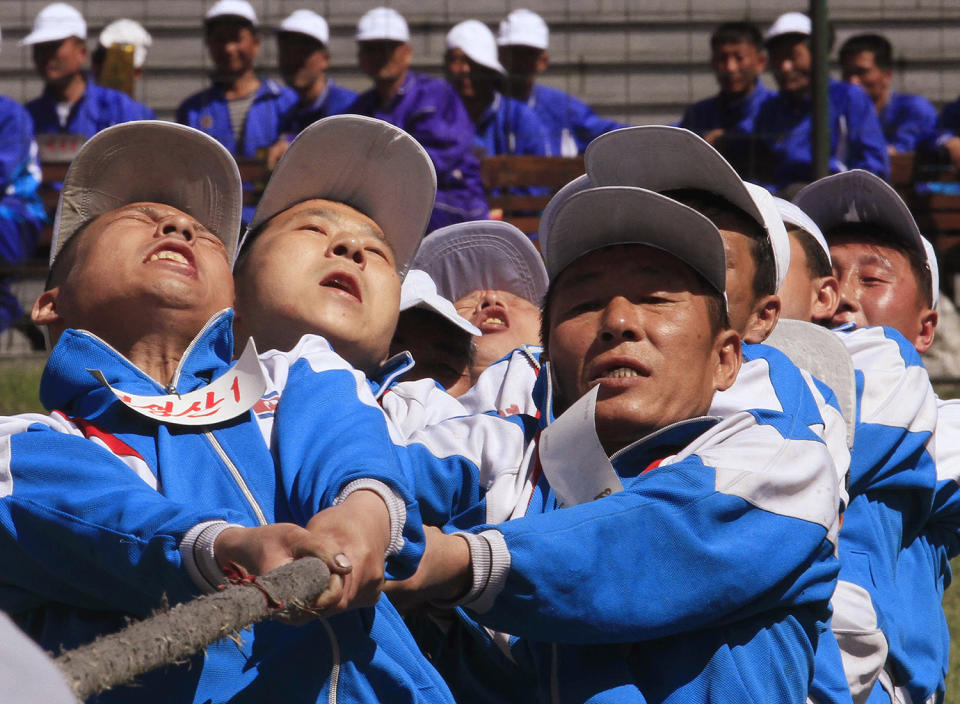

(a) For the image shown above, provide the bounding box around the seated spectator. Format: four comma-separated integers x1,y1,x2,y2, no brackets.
349,7,487,231
176,0,296,222
444,20,550,158
935,98,960,173
267,9,356,167
21,3,151,136
680,21,773,176
412,220,547,398
2,118,452,703
91,18,155,119
390,269,481,394
0,26,46,345
839,33,938,155
497,8,624,156
753,12,889,192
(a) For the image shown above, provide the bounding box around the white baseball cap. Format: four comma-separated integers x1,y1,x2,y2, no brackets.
542,185,727,299
98,19,152,69
356,7,409,43
497,8,548,50
765,12,811,43
52,121,242,267
774,196,831,266
400,269,482,336
585,125,791,292
279,9,329,46
413,220,548,307
446,20,505,75
205,0,257,27
21,3,86,46
793,169,938,306
243,115,436,278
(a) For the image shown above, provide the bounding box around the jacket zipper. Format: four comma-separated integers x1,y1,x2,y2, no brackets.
203,430,267,526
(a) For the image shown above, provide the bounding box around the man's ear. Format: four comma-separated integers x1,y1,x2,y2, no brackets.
31,287,61,327
811,276,840,324
742,294,781,344
914,307,938,354
713,329,742,392
536,50,549,74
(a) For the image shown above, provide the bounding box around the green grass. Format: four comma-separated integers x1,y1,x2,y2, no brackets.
0,356,46,414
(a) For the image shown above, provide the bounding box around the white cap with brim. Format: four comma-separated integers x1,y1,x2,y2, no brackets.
446,20,505,75
922,236,940,308
400,269,482,336
356,7,409,43
793,169,938,307
51,120,242,267
586,125,790,292
497,8,548,50
279,9,329,46
539,173,591,242
542,186,727,301
243,115,436,278
205,0,258,26
413,220,548,306
98,19,152,69
765,12,811,42
21,3,86,45
774,196,831,266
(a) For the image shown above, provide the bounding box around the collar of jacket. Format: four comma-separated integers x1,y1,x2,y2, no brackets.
40,308,237,415
368,351,415,400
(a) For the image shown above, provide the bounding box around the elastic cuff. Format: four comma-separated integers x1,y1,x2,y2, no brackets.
443,530,510,613
334,479,405,557
179,521,244,594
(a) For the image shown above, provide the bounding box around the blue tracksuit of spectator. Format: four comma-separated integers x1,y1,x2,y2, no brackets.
475,93,550,157
878,91,939,154
936,97,960,148
0,97,46,332
753,79,889,190
680,80,774,136
26,79,152,137
350,72,488,231
526,83,625,156
278,79,357,138
177,78,298,223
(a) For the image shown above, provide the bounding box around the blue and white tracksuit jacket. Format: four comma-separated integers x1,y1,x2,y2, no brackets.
753,79,889,190
278,79,357,138
475,93,550,158
815,325,939,704
458,344,543,418
423,344,840,703
26,80,152,137
0,97,46,331
0,311,453,704
176,78,298,224
527,84,625,157
878,92,939,155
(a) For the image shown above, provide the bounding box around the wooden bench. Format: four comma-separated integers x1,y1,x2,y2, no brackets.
480,155,585,235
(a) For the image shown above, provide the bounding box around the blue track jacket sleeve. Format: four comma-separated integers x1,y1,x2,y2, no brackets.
464,409,840,644
259,336,430,578
0,415,248,615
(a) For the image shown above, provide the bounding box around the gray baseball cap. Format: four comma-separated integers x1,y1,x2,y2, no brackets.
413,220,548,306
243,115,437,277
51,120,242,267
794,170,939,307
585,125,791,292
542,185,727,300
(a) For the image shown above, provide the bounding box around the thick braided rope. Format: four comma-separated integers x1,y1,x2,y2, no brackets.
54,557,330,701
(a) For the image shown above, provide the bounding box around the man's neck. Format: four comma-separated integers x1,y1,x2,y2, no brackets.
375,70,408,107
217,71,260,100
48,72,86,104
874,89,890,113
720,80,756,102
504,78,534,102
299,75,328,105
462,91,494,123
